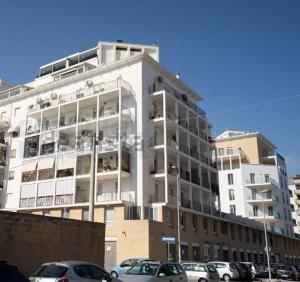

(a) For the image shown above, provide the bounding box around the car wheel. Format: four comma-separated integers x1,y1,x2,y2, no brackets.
223,274,231,281
251,273,255,279
199,279,207,282
111,271,118,278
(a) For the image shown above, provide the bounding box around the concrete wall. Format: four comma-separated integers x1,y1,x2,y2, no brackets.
0,210,105,277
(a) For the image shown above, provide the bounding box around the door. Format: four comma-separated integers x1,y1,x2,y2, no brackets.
104,241,117,270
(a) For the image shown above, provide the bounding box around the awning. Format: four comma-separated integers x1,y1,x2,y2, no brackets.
56,179,73,195
8,126,20,134
20,184,36,198
38,156,55,170
22,160,38,172
38,182,55,196
57,152,75,170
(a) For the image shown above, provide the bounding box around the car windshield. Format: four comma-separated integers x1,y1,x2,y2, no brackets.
126,263,159,276
33,265,68,278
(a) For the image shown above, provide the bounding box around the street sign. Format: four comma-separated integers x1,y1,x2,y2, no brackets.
161,236,176,243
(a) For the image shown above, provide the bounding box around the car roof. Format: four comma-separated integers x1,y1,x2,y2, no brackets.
41,261,100,267
181,261,206,264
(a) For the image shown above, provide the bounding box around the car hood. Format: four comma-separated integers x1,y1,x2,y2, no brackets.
119,274,155,282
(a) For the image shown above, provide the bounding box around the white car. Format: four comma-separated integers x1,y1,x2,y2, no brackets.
208,262,239,281
29,261,120,282
181,262,220,282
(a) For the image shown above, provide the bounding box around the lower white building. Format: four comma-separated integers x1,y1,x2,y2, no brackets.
289,175,300,236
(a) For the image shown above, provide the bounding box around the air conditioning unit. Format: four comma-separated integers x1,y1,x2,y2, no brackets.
86,80,94,87
51,93,57,99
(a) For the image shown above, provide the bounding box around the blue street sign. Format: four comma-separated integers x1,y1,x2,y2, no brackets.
161,236,176,243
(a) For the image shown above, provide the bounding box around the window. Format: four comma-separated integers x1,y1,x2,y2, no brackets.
221,222,228,234
213,220,218,235
167,209,174,227
203,217,208,234
218,148,224,156
14,107,21,117
10,149,16,158
229,189,235,200
8,171,14,180
192,214,198,231
226,147,233,155
250,173,255,184
230,205,236,215
34,265,68,278
231,224,235,240
63,208,69,218
42,210,50,216
228,174,234,185
105,207,114,223
238,226,243,241
245,228,250,242
180,212,186,230
265,174,270,183
253,205,258,216
82,208,89,221
268,206,273,216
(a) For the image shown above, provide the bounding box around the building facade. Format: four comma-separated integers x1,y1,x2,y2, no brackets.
1,41,299,268
214,130,294,237
289,175,300,235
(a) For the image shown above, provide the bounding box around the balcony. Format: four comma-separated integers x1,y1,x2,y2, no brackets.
41,142,55,155
179,143,189,155
248,211,280,221
180,169,190,182
191,175,200,185
271,226,285,234
189,124,198,136
246,194,279,205
190,148,199,160
178,119,188,130
167,136,177,149
36,196,53,207
181,198,191,209
150,80,206,117
19,197,35,208
149,110,163,120
245,177,278,189
166,110,177,121
96,191,135,203
59,115,76,127
55,194,73,205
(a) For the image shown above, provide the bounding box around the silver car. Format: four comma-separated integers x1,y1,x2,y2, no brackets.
240,262,261,279
119,261,188,282
109,258,146,278
208,262,239,281
29,261,120,282
181,262,220,282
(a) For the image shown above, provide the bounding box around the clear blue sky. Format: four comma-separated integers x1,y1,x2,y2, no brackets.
0,0,299,175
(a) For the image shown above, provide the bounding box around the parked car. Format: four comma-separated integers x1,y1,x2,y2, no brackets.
276,265,295,280
231,262,246,280
269,263,283,278
0,260,29,282
235,262,252,280
288,266,300,280
240,262,261,279
109,258,146,278
256,264,268,278
181,262,219,282
119,260,188,282
208,262,239,281
30,261,118,282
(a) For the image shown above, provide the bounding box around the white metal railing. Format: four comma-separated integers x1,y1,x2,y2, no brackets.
19,197,35,208
36,196,53,206
246,177,278,186
55,194,73,205
96,191,135,203
27,78,133,114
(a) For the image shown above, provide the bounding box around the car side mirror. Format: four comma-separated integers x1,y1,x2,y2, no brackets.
158,272,166,277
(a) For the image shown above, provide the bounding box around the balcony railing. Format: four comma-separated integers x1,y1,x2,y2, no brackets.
246,177,278,187
189,125,198,136
96,191,135,203
151,80,206,117
19,197,35,208
166,110,177,121
190,148,199,160
55,194,73,205
36,196,53,206
167,136,177,149
178,119,188,129
247,194,279,202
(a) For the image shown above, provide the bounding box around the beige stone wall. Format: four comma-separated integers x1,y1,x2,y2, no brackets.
0,210,105,277
215,135,260,164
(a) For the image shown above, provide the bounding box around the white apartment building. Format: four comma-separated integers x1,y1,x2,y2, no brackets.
0,40,218,222
214,130,294,237
289,175,300,236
